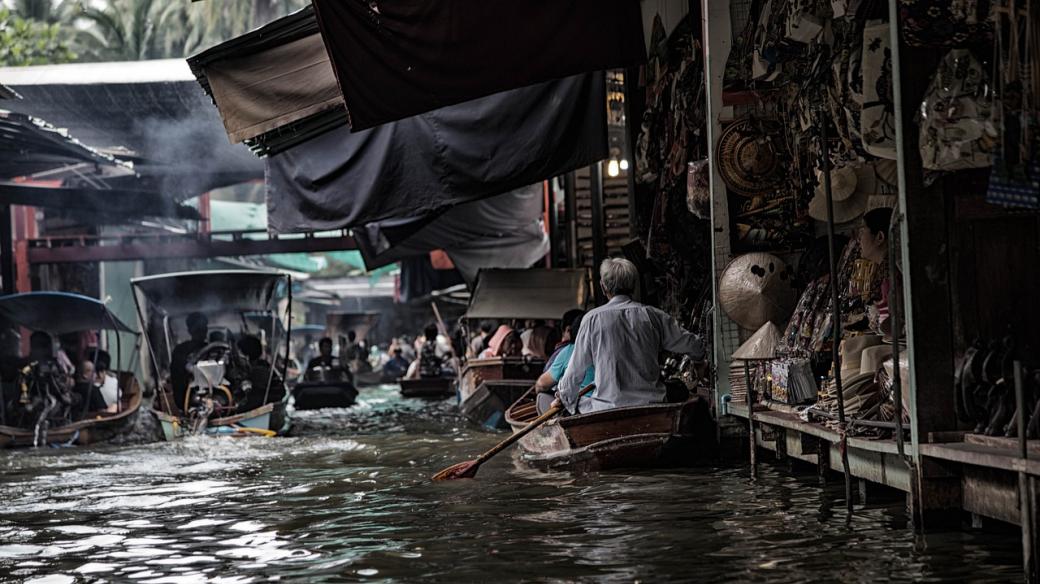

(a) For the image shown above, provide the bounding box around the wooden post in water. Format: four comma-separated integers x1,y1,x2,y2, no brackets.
1015,361,1038,583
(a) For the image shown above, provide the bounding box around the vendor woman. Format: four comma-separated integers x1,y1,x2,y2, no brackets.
855,206,899,336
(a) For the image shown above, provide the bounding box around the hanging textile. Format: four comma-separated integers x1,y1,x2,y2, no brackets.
311,0,645,130
353,185,550,284
860,20,897,160
265,73,606,233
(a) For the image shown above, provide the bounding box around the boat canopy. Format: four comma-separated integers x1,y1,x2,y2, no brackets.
0,292,135,334
325,312,380,341
464,269,589,321
131,270,287,317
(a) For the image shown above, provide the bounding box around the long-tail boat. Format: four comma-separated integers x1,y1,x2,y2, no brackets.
0,292,144,448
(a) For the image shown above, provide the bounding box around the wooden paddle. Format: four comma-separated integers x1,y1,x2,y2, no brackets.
432,403,564,481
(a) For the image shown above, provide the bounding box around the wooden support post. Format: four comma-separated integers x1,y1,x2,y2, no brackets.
0,204,13,295
563,172,578,269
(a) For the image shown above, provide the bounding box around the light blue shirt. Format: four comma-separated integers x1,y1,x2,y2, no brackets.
558,295,704,414
547,343,595,389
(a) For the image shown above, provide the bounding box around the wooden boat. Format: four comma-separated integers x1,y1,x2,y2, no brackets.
0,292,146,448
458,358,543,429
0,372,144,448
457,268,589,430
400,377,456,399
292,380,358,410
132,270,295,439
504,387,715,472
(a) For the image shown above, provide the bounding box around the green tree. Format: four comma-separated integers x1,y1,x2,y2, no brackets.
11,0,75,23
0,7,76,66
72,0,190,61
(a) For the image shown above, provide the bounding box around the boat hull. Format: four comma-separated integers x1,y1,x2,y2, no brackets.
0,373,144,448
506,390,715,472
154,401,288,440
462,380,533,430
400,377,455,399
292,381,358,410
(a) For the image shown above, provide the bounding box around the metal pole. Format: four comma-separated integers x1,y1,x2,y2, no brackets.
744,360,756,477
819,103,854,513
889,215,905,460
590,163,607,304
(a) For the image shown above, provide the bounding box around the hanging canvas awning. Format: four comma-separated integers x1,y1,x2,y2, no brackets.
353,184,549,283
266,72,606,233
187,6,346,156
310,0,645,130
464,268,590,321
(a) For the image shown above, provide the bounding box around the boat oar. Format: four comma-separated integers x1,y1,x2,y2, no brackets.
434,384,595,481
432,403,564,481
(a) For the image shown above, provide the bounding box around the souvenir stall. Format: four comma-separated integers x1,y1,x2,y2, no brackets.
701,0,1040,551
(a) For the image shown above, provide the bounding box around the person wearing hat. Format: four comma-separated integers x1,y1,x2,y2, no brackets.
549,258,705,415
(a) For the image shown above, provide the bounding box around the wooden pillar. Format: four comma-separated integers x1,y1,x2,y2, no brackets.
563,172,578,269
0,205,13,295
623,65,644,240
701,0,740,408
889,12,961,525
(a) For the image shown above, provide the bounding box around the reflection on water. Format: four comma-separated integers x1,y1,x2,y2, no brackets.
0,385,1023,582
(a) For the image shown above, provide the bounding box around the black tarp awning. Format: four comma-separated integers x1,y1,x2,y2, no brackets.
0,292,136,334
311,0,645,130
0,60,263,198
266,72,606,233
465,269,590,321
0,109,126,179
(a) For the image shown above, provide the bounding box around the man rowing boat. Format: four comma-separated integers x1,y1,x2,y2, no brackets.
550,258,705,415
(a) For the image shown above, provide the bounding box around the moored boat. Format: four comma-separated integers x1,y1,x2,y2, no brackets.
0,292,145,448
400,377,455,399
504,387,715,472
291,380,358,410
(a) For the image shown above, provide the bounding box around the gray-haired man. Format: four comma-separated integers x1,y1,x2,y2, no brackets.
550,258,705,415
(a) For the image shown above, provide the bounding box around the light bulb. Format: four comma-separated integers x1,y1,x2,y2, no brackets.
607,159,620,177
619,159,629,171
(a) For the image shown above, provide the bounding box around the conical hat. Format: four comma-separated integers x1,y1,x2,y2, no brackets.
719,253,797,331
810,162,880,224
732,321,782,360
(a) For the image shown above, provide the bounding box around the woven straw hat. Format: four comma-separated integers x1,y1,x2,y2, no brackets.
809,162,880,224
732,321,782,361
719,253,797,331
715,117,786,197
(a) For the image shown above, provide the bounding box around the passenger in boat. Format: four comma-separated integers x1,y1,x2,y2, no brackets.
170,312,209,412
522,324,554,360
468,323,493,358
74,359,109,414
237,335,285,410
479,325,522,359
406,325,444,379
305,337,349,382
535,312,595,414
553,258,705,415
88,349,120,413
382,348,411,380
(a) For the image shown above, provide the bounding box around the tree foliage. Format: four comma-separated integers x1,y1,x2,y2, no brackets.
4,0,312,65
0,7,76,66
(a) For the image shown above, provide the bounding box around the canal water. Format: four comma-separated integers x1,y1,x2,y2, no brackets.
0,384,1024,582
